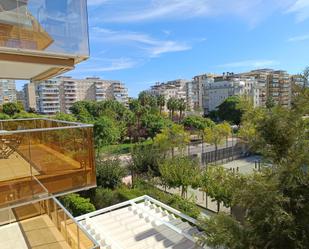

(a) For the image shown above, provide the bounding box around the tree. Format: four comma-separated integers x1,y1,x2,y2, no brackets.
182,115,215,132
167,97,179,120
141,113,170,139
138,91,151,106
12,111,40,119
178,98,186,120
96,158,126,189
241,106,304,164
53,112,77,122
200,166,235,212
129,144,163,182
153,124,190,157
203,122,231,162
217,96,243,125
60,193,95,217
69,101,94,123
159,156,200,198
2,102,23,116
157,95,165,114
198,103,309,249
94,116,121,153
265,96,275,109
198,213,246,249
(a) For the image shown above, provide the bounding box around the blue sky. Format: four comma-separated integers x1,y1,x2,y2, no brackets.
21,0,309,96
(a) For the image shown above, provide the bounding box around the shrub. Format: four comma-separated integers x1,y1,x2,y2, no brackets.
0,113,10,120
96,158,126,189
92,188,121,209
59,193,95,217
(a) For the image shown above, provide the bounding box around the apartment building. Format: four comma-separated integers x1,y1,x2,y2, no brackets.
204,75,260,113
23,83,37,111
0,80,17,104
35,79,61,114
148,79,188,111
191,74,216,112
244,69,292,108
24,77,129,114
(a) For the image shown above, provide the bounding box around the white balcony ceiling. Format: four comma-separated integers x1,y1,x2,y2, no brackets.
0,60,53,79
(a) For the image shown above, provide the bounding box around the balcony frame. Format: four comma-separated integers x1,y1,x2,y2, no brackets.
0,118,96,209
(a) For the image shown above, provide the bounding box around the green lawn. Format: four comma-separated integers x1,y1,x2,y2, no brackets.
100,140,153,155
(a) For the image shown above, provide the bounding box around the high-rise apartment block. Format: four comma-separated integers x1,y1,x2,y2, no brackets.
245,69,292,108
204,75,260,113
24,77,129,114
145,69,294,116
0,79,17,104
147,79,188,110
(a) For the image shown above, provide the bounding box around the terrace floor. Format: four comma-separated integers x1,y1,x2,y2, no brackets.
0,152,38,181
0,213,70,249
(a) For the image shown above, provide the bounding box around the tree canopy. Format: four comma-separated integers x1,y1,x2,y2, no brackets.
159,156,200,198
216,96,243,125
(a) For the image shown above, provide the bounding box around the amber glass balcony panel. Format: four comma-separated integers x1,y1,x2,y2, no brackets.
0,118,96,208
0,197,99,249
0,0,89,56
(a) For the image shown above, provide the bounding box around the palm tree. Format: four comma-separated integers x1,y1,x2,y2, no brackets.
157,95,165,114
167,98,173,119
178,98,186,120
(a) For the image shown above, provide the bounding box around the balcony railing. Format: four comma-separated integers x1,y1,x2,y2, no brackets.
0,118,96,208
0,197,99,249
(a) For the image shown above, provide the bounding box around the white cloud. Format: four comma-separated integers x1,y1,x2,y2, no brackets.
286,0,309,22
288,34,309,42
89,0,297,27
90,28,191,57
218,60,280,69
103,0,210,23
78,57,137,72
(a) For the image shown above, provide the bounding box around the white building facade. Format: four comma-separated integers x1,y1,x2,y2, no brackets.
24,77,129,114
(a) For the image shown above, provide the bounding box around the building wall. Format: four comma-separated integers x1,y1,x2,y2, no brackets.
148,79,188,111
0,80,17,105
24,77,129,114
23,83,37,111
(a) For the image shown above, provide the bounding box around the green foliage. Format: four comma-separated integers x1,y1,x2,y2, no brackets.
159,156,200,198
60,194,95,217
203,122,231,160
0,113,10,120
130,143,163,177
69,101,94,123
157,95,165,114
96,158,126,189
53,112,77,122
200,166,236,211
200,103,309,249
216,96,243,125
198,213,246,249
12,111,40,119
94,116,122,149
141,113,171,139
265,96,276,109
2,102,23,116
91,188,122,209
182,115,215,131
154,123,189,155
